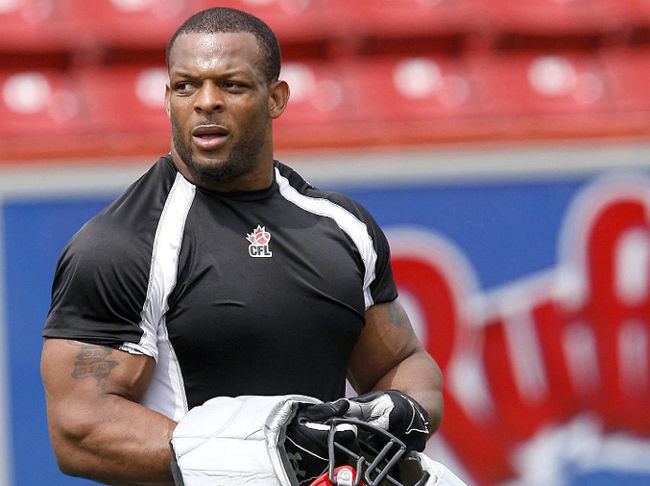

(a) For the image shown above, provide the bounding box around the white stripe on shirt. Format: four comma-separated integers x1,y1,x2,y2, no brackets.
275,168,378,308
121,172,195,420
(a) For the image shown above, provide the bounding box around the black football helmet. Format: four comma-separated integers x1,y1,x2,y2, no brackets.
304,417,431,486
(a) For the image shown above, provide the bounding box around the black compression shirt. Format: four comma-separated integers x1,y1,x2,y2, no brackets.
43,156,397,420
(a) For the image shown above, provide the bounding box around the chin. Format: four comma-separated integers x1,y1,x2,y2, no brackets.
189,154,247,184
192,151,229,168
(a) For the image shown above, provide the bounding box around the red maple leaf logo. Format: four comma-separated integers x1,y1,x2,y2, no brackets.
246,225,271,246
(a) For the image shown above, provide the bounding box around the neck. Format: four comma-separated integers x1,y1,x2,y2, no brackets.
170,147,275,193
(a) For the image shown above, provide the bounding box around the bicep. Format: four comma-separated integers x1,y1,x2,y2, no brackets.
41,339,176,482
348,299,423,393
41,338,154,423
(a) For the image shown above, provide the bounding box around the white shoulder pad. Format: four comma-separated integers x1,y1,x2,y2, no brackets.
171,395,320,486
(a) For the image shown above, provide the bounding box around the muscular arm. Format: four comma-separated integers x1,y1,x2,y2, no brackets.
348,299,443,434
41,339,176,485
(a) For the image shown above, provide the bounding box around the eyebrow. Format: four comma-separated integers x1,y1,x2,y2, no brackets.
170,68,255,80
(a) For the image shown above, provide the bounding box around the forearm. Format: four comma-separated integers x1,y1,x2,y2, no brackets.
371,349,443,434
49,393,176,484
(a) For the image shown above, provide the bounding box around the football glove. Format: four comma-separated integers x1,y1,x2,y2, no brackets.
285,399,359,484
346,390,431,452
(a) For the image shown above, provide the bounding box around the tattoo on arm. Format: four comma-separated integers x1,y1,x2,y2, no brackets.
388,302,409,328
69,341,118,389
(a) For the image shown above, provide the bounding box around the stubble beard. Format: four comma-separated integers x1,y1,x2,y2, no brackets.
171,116,267,188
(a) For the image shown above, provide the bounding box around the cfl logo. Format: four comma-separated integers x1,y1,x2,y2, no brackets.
249,245,273,258
246,225,273,258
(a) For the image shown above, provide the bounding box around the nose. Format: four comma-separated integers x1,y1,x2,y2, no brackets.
194,82,223,113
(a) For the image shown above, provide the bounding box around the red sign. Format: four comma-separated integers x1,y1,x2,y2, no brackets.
389,176,650,484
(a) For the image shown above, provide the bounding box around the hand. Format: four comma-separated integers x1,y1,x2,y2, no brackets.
285,399,359,484
347,390,431,452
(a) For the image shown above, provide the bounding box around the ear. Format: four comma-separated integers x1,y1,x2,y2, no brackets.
165,83,171,119
268,80,289,119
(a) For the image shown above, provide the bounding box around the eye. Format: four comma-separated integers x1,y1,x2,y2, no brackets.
175,81,195,93
222,81,246,91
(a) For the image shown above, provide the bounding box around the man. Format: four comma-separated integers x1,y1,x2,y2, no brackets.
41,7,444,485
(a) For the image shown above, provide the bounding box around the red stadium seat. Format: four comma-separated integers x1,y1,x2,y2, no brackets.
276,60,359,127
613,0,650,28
469,51,614,118
273,59,373,148
0,69,89,136
64,0,193,48
191,0,334,43
276,56,490,147
76,64,170,134
327,0,475,39
601,48,650,113
0,0,68,51
352,55,481,122
477,0,626,38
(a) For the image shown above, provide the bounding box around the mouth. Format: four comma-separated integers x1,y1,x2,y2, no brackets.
191,124,230,151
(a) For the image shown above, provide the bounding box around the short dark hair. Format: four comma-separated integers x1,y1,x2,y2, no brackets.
166,7,281,83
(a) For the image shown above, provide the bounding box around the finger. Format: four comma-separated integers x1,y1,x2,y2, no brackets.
344,400,364,418
346,394,394,428
350,391,384,404
300,398,350,421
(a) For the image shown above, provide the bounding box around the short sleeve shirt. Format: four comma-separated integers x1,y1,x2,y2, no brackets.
43,156,397,420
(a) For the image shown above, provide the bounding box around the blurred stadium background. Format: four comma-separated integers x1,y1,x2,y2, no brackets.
2,0,650,484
